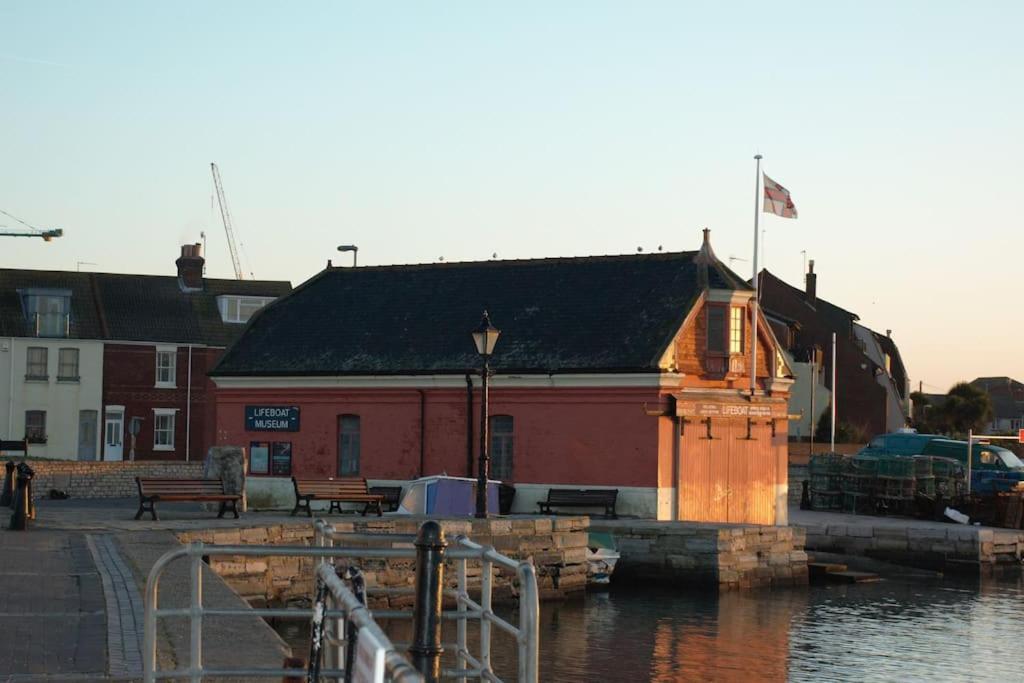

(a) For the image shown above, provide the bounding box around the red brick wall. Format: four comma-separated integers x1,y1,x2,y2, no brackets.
103,344,223,461
215,385,665,487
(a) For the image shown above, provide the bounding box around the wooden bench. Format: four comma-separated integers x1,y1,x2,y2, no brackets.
0,439,28,459
135,478,241,521
291,477,383,517
537,488,619,519
368,485,403,512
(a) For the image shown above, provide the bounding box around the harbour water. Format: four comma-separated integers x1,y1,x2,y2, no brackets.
275,574,1024,681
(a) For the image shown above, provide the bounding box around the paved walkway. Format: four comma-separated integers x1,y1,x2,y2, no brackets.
1,499,293,681
0,529,108,681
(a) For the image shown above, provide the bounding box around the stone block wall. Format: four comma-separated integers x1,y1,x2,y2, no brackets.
789,464,808,504
15,460,205,499
800,520,1024,573
591,520,808,590
176,515,591,607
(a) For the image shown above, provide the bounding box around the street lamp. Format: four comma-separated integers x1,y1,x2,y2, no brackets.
337,244,358,267
471,310,500,518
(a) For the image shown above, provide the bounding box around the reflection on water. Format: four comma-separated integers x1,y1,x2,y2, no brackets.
275,574,1024,682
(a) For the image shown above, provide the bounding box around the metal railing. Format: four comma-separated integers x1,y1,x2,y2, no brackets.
142,541,420,682
315,520,540,683
142,519,539,682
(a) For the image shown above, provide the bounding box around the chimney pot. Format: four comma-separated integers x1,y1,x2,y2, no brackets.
805,259,817,304
702,227,711,243
176,243,205,290
886,329,892,337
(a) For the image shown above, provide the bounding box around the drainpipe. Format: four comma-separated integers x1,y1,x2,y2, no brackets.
465,373,474,477
417,389,426,477
7,338,13,439
672,415,681,521
185,346,193,462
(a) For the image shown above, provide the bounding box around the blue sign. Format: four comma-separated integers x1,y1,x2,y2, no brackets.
245,406,300,432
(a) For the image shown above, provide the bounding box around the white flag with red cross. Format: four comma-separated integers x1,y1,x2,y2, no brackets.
763,174,798,218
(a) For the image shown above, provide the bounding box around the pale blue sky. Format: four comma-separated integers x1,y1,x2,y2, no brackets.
2,1,1022,390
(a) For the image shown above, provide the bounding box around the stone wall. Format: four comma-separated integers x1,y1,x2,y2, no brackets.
176,515,591,606
799,519,1024,573
591,520,808,590
789,464,808,504
13,460,205,500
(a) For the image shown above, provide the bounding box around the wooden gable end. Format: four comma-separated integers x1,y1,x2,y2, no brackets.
662,295,790,392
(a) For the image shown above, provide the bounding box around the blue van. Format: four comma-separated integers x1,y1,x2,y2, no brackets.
859,431,1024,493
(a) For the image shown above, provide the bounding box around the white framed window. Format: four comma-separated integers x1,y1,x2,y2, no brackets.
26,346,48,380
153,408,177,451
58,348,80,381
729,306,744,354
25,410,46,443
155,346,177,388
490,415,514,481
217,295,275,324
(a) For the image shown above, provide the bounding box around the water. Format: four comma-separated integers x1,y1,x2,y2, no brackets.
275,575,1024,681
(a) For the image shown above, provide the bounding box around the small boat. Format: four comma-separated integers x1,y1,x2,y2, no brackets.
586,531,620,586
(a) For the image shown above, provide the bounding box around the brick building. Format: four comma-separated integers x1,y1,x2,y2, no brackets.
0,245,290,461
211,229,796,524
758,262,909,440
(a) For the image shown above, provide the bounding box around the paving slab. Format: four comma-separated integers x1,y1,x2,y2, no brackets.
0,529,107,679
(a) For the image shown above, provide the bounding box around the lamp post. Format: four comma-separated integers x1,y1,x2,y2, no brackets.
336,244,358,267
471,311,500,518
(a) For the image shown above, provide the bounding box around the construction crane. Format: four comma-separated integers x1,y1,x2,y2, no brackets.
210,162,245,280
0,209,63,241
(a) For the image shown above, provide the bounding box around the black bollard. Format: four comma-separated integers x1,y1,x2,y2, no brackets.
408,521,447,682
10,462,35,531
800,480,812,510
1,461,14,507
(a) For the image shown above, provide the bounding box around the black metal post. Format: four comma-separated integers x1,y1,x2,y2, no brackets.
409,521,447,682
9,462,34,531
475,357,491,518
1,461,14,507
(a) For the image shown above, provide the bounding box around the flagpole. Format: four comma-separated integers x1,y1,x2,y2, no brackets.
750,154,762,396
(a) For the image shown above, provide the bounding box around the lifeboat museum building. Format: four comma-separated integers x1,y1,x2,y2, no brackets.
210,230,795,525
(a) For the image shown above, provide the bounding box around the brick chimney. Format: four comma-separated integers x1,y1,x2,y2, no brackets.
805,259,817,304
176,243,205,291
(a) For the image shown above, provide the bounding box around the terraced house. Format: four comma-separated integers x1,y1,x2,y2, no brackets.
0,244,290,461
211,229,796,524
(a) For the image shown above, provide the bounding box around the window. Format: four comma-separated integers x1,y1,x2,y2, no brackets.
707,306,726,354
338,415,361,476
20,289,71,337
153,409,176,450
26,347,48,380
884,353,892,375
250,441,270,475
217,295,276,324
155,347,176,387
490,415,514,481
271,442,293,476
25,410,46,443
774,347,787,378
58,348,79,381
729,307,744,354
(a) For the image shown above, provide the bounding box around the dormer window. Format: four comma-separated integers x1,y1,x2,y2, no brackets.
20,288,71,337
707,304,745,356
729,307,744,354
217,295,275,324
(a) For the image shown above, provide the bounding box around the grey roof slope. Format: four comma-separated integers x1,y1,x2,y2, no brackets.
0,269,291,346
213,250,750,377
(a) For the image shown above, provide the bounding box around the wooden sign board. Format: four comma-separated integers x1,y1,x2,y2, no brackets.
675,400,788,419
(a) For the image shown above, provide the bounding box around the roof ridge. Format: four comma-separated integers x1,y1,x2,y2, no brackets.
322,250,700,274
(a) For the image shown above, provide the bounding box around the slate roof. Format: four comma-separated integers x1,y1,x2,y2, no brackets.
970,377,1024,419
212,249,750,377
0,269,291,346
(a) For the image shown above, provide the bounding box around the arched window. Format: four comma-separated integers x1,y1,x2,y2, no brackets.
489,415,514,481
338,415,361,476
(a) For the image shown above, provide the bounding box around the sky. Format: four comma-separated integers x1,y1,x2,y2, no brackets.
1,1,1022,391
